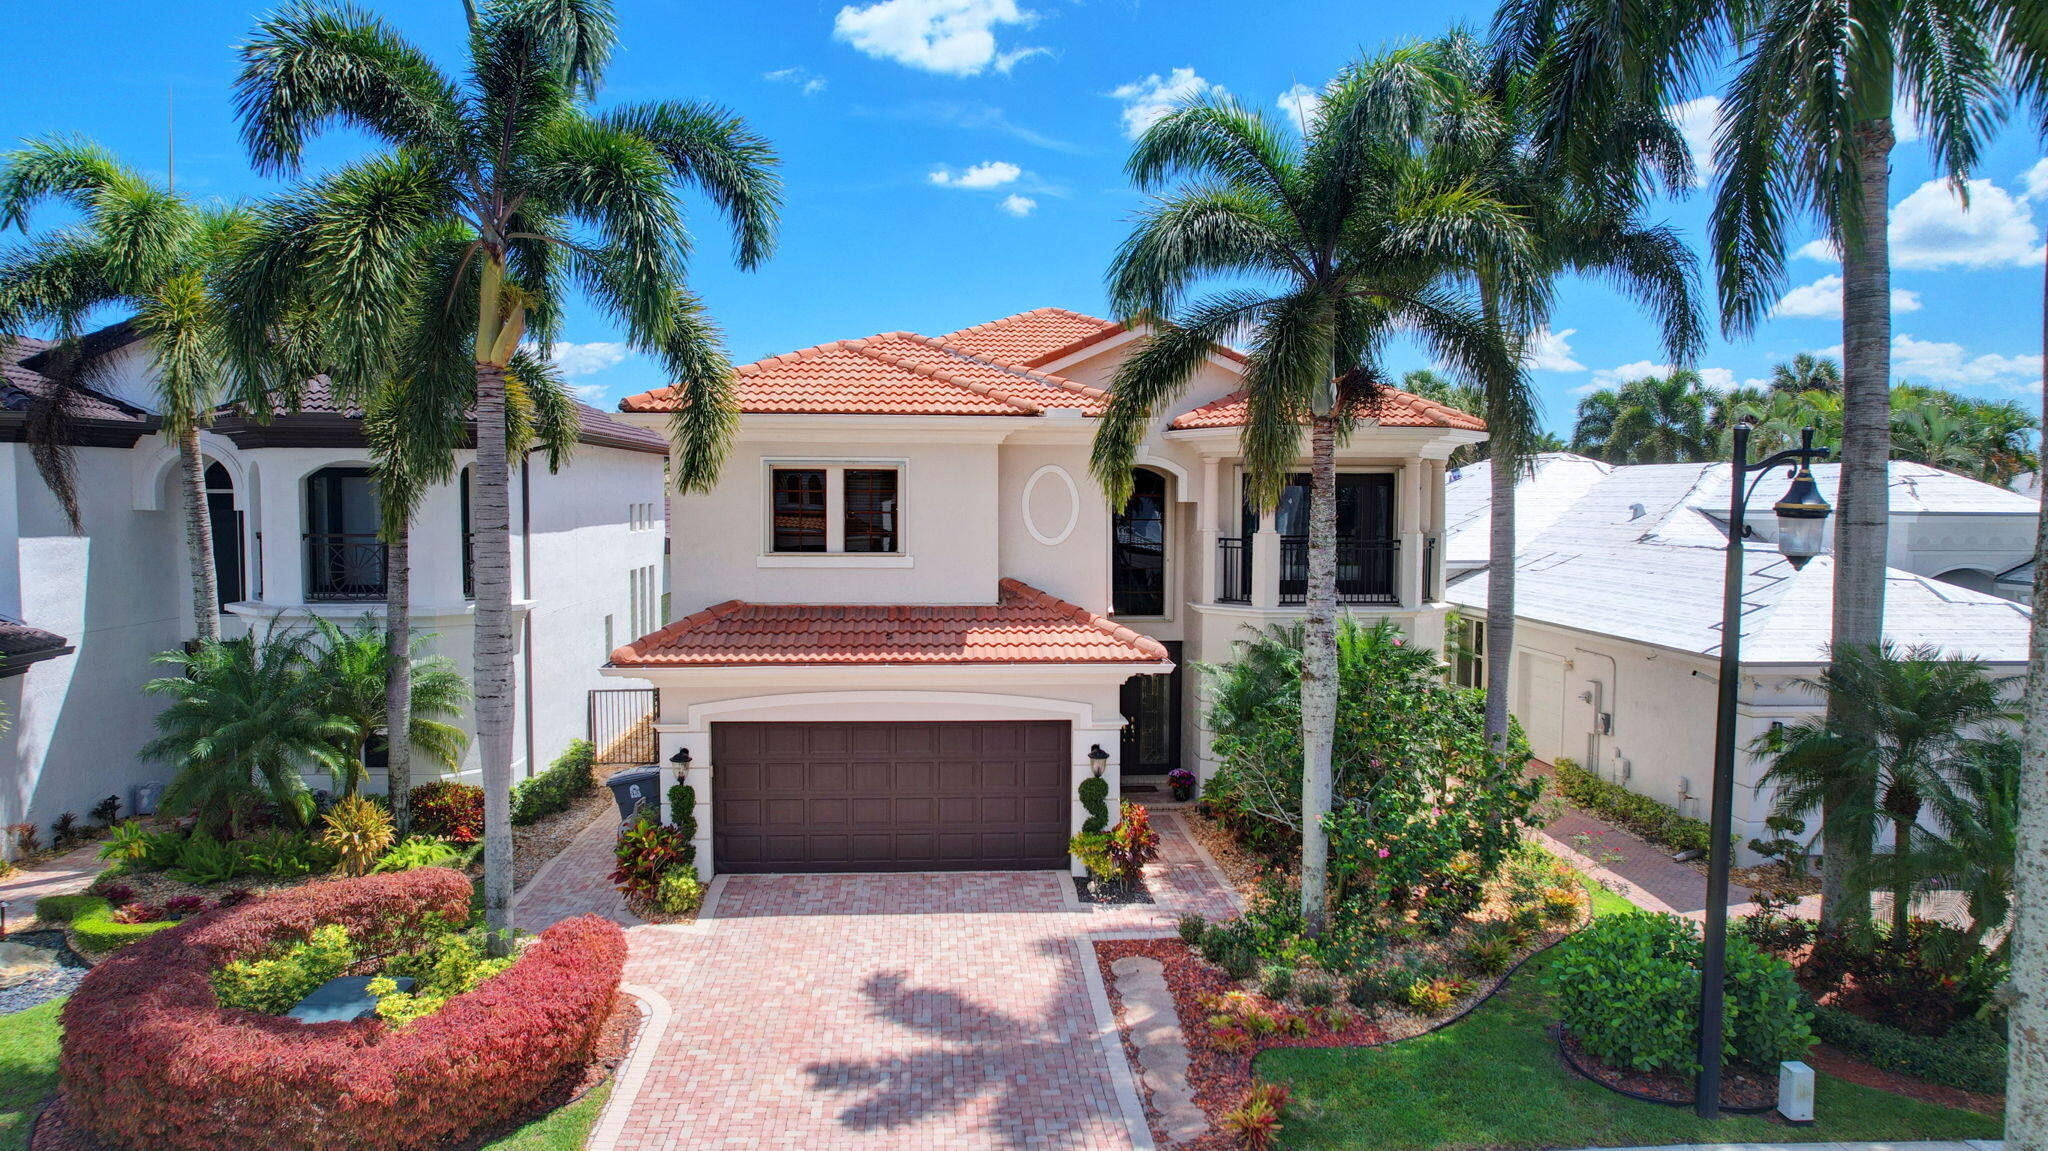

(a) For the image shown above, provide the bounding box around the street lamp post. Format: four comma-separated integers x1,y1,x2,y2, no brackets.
1696,423,1831,1119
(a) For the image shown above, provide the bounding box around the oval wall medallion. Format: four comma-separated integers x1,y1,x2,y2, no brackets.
1022,465,1080,546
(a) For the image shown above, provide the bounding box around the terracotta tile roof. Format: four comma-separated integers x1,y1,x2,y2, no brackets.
617,331,1108,418
2,337,153,424
939,307,1125,367
1170,387,1488,432
0,615,72,675
609,578,1171,668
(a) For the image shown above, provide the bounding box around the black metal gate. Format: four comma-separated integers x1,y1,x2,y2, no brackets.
588,688,658,765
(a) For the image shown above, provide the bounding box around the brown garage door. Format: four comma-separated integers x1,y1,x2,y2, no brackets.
712,721,1071,873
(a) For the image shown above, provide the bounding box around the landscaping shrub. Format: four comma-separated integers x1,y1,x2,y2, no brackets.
1078,776,1110,834
667,780,698,868
1258,963,1295,1001
1177,912,1208,945
169,828,243,885
371,930,515,1026
1553,759,1722,856
373,836,468,873
408,782,485,843
36,894,176,952
1553,911,1812,1074
211,924,359,1013
1803,920,2006,1034
323,794,395,877
656,868,705,914
611,812,691,901
1808,1004,2006,1095
1106,801,1160,880
96,820,159,863
240,828,340,879
511,739,597,825
61,869,621,1151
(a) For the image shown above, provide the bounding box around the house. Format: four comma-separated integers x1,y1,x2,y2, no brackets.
606,308,1485,876
1441,453,2034,859
1,330,668,851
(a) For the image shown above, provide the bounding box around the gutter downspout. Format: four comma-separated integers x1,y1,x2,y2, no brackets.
522,453,536,779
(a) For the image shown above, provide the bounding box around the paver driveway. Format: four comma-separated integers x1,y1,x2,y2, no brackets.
576,810,1238,1151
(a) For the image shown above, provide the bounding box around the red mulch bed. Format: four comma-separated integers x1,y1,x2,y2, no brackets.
1806,1042,2004,1116
32,997,641,1151
1555,1027,1778,1111
1096,938,1387,1151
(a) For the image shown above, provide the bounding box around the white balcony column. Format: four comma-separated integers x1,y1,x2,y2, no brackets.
1399,460,1425,609
1250,503,1282,609
1196,457,1220,602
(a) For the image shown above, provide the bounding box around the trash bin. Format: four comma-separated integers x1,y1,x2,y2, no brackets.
605,766,663,824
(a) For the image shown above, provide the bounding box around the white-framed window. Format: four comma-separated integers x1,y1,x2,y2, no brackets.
762,460,905,556
626,564,658,636
1452,614,1486,690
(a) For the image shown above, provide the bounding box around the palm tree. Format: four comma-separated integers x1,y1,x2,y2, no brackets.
140,627,341,835
1498,0,2006,932
1089,47,1525,928
0,139,251,641
307,616,471,798
227,0,780,942
1928,730,2019,950
1569,387,1622,455
1755,642,2013,938
1587,371,1714,463
1769,353,1841,395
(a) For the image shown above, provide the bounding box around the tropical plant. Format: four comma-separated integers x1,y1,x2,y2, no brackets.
306,616,470,797
1925,730,2021,949
1498,0,2006,933
1089,47,1525,927
1754,642,2015,937
1770,353,1841,395
140,628,341,834
228,0,781,945
323,794,397,878
0,138,254,640
1570,370,1714,463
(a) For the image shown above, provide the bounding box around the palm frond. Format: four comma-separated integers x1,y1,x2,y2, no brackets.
602,101,783,269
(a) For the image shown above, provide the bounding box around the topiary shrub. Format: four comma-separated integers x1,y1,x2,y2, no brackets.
408,782,485,844
58,868,624,1151
511,740,598,825
36,894,176,952
1552,911,1812,1075
1078,775,1110,834
668,780,698,869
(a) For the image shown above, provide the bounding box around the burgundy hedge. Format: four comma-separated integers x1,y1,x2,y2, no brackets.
59,868,626,1151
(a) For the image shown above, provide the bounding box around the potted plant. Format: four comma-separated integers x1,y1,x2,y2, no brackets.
1167,767,1196,803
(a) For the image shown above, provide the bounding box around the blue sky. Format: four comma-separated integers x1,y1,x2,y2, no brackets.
7,0,2046,435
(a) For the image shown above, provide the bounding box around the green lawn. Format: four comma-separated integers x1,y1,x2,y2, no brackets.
1258,877,2003,1151
0,1000,62,1151
0,998,612,1151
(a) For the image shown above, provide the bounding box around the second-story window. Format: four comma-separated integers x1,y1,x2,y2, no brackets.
305,466,385,601
1112,468,1168,616
767,463,904,555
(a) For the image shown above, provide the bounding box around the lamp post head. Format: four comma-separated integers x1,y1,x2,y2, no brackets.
1088,745,1109,778
1772,427,1831,570
669,746,691,766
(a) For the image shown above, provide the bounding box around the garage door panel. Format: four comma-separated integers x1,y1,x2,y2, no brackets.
713,721,1071,873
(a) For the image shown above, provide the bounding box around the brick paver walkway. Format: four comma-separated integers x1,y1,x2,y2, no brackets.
1537,806,1753,919
513,808,643,932
504,809,1240,1151
2,842,104,932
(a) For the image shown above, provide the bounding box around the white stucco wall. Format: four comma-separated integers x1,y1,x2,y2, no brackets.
2,441,186,846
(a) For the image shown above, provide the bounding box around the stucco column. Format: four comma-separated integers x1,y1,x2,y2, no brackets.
1399,461,1424,609
1195,457,1220,604
657,727,713,877
1250,504,1281,609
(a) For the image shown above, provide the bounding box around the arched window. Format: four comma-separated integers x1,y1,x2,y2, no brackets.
304,466,385,601
1112,468,1168,617
204,462,245,607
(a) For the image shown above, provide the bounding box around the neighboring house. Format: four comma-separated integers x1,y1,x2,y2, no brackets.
1,331,667,852
1441,453,2034,859
607,308,1484,877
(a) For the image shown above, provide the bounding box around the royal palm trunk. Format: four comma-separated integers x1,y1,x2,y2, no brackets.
1484,439,1517,752
179,425,220,643
473,255,517,950
2008,238,2048,1150
1820,115,1895,930
385,524,413,836
1299,412,1340,932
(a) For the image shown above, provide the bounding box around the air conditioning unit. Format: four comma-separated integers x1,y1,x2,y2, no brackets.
1613,756,1631,782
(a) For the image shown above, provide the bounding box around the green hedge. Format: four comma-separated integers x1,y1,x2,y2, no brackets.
511,740,598,826
1554,759,1722,856
1810,1004,2006,1096
36,894,176,952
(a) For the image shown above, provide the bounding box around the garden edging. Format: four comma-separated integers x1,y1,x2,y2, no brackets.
584,983,670,1151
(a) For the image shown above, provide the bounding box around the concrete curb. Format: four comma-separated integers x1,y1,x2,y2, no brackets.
1075,935,1158,1151
584,983,672,1151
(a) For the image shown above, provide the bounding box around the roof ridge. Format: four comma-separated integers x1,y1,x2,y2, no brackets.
889,331,1110,402
848,341,1044,414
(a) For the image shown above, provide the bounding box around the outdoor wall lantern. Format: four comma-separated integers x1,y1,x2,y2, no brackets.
1088,745,1109,777
669,746,691,766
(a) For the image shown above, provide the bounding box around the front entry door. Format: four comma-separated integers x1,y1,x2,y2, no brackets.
1120,640,1183,774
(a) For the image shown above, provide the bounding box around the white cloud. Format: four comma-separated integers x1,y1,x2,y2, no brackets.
928,160,1022,189
1771,273,1921,318
998,193,1037,217
531,340,631,379
1522,326,1584,372
1578,361,1735,394
1892,92,1923,144
1665,96,1721,187
1887,334,2043,387
1798,175,2047,268
2022,158,2048,203
763,66,827,95
1111,68,1216,139
833,0,1042,77
1276,83,1324,130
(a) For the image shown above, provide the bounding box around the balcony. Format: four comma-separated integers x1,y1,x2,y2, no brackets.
305,533,388,602
1216,535,1403,606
